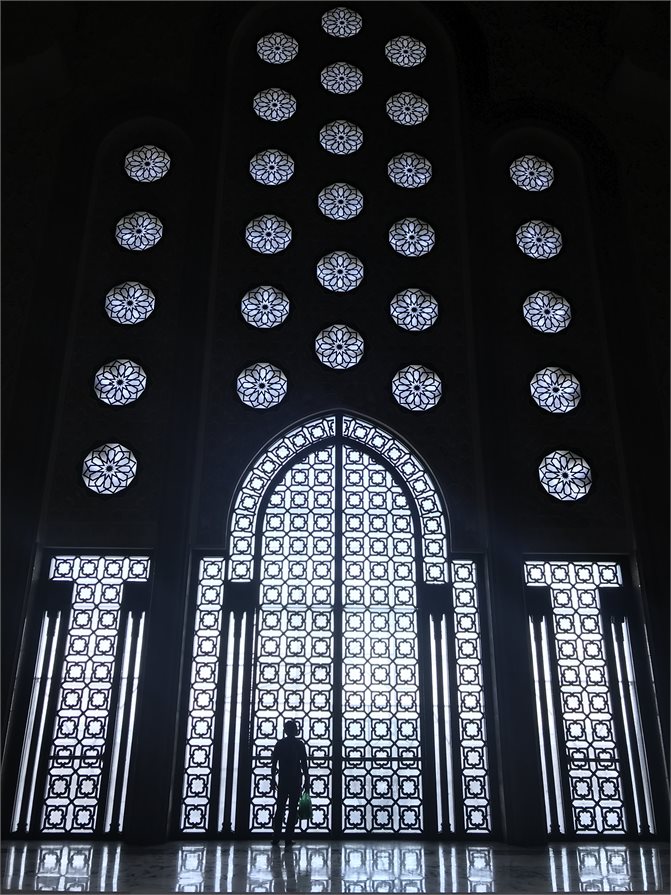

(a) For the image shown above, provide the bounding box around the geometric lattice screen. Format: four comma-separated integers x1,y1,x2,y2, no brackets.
180,414,492,836
526,560,656,837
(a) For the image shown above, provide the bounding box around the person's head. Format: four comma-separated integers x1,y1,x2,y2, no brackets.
284,720,299,737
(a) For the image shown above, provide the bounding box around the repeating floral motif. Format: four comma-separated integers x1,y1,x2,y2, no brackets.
321,62,363,94
115,212,163,251
105,282,155,325
245,215,292,254
509,154,555,191
321,6,362,37
316,251,364,292
82,443,138,495
237,362,287,408
516,220,563,259
392,365,442,411
315,323,364,369
538,450,592,501
241,286,290,328
388,217,435,257
249,149,294,185
124,145,170,182
530,366,581,413
253,88,297,122
256,32,298,64
384,35,427,67
386,92,429,126
94,359,147,406
523,290,572,333
319,120,363,155
390,288,438,331
387,152,432,188
317,182,363,220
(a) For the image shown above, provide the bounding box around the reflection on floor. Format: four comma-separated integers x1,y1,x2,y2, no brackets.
2,840,668,893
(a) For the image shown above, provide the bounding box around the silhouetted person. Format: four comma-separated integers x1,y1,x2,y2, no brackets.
271,720,309,847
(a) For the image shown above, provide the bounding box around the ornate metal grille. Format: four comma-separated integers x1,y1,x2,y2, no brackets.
11,556,150,835
342,446,423,833
525,561,626,835
250,449,336,833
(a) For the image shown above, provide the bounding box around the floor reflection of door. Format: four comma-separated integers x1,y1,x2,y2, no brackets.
249,443,424,834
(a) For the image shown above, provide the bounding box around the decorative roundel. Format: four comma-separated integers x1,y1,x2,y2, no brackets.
241,286,290,328
509,155,554,191
256,32,298,64
245,215,292,254
249,149,294,185
386,92,429,126
530,366,581,413
317,182,363,220
124,145,170,182
387,152,432,188
315,323,364,369
105,282,155,325
319,120,363,155
523,290,571,334
253,88,297,122
516,220,563,260
115,212,163,251
316,251,364,292
94,359,147,406
237,362,287,409
82,443,138,495
392,365,442,411
538,449,592,501
321,62,363,94
390,288,438,331
385,35,427,67
321,7,362,38
389,218,435,257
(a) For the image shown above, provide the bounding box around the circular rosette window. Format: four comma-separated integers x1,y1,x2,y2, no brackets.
256,32,298,64
389,218,435,257
390,288,438,331
321,6,362,37
530,366,581,413
516,220,562,260
124,145,170,182
384,35,427,67
105,281,155,325
249,149,294,186
82,443,138,495
316,251,364,292
241,286,290,328
317,182,363,220
245,215,292,254
94,359,147,406
237,362,288,409
253,88,297,122
319,120,363,155
538,449,592,501
523,290,571,333
392,364,442,411
315,323,364,369
115,211,163,251
320,61,363,94
386,92,429,125
509,155,554,191
387,152,432,188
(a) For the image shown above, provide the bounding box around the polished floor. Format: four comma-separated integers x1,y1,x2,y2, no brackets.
2,840,668,893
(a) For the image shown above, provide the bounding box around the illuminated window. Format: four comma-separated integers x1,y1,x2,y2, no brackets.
530,366,581,414
538,450,592,501
319,120,363,155
315,324,364,369
252,88,297,122
523,290,571,334
245,215,292,254
509,155,554,191
392,365,442,411
385,36,427,67
317,183,364,220
390,289,438,331
321,62,363,94
249,149,294,186
321,7,362,38
82,444,137,495
316,251,364,292
386,93,429,126
114,212,162,251
516,220,562,260
256,33,298,64
389,218,435,257
94,359,147,406
236,362,288,409
124,145,170,182
387,152,432,188
241,286,290,329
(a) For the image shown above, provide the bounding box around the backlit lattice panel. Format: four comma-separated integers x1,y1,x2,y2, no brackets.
342,447,423,833
249,449,336,833
42,556,150,834
451,560,491,833
525,562,626,834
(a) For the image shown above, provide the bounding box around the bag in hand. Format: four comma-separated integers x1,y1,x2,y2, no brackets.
297,790,312,821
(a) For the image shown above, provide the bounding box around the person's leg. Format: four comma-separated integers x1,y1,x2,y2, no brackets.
284,781,302,843
272,782,289,842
